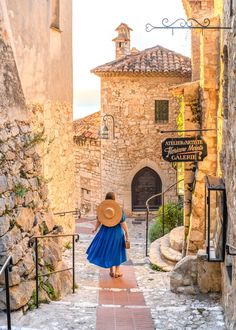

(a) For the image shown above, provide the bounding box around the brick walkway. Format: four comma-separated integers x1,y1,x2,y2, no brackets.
97,266,154,330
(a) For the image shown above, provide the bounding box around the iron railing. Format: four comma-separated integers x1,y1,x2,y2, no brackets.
0,255,13,330
34,233,79,308
145,179,184,256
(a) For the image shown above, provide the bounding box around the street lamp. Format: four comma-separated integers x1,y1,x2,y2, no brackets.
101,114,115,139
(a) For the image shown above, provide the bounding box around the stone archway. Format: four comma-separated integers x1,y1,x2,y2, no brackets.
131,167,162,211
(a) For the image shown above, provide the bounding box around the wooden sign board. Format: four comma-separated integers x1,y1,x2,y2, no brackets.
162,137,207,162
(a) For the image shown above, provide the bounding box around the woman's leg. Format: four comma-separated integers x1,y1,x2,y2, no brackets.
115,265,123,277
109,266,115,277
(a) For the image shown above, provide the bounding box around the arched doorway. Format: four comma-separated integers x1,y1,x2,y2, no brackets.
131,167,162,211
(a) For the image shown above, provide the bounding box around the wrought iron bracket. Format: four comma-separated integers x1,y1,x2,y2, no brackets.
146,18,231,34
226,243,236,256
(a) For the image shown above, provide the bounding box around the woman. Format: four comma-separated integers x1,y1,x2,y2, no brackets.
86,192,129,278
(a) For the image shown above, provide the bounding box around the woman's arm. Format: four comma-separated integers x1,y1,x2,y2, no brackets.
92,218,101,234
121,221,129,240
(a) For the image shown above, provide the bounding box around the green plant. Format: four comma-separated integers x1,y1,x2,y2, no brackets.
28,290,37,310
24,129,47,148
14,183,28,197
149,202,183,243
64,242,72,250
42,280,59,300
150,264,167,272
176,95,184,136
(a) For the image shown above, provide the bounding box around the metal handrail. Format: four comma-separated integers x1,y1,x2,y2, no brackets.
54,209,81,217
145,179,184,256
0,255,13,330
34,233,79,308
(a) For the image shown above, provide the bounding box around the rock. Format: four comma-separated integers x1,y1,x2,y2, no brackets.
5,194,16,210
5,151,16,161
24,191,34,205
28,177,39,190
0,215,10,237
0,198,6,215
21,251,35,275
11,243,24,264
0,226,22,252
15,207,35,232
11,125,19,137
41,211,56,233
0,265,21,286
0,280,35,310
0,175,8,193
43,240,62,270
47,261,72,300
170,256,198,294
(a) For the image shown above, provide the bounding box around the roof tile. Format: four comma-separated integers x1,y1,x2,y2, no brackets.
91,45,191,76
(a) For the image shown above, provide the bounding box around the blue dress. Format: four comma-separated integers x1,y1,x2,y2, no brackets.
86,210,127,268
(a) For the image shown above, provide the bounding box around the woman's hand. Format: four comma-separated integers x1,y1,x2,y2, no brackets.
92,229,97,234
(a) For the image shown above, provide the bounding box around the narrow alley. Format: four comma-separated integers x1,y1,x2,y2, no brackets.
0,217,226,330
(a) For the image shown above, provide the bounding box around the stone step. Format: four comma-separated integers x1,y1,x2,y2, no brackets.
149,236,175,272
169,226,184,252
159,233,182,263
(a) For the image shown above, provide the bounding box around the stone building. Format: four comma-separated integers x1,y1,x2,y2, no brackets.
74,23,191,214
5,0,75,232
168,0,236,328
0,0,73,310
220,0,236,327
73,112,101,215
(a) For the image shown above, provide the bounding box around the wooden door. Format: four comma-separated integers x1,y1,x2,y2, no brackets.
132,167,162,211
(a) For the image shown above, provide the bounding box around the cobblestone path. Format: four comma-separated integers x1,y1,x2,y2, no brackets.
0,217,226,330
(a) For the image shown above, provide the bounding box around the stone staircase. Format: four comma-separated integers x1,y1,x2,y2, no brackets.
149,226,184,272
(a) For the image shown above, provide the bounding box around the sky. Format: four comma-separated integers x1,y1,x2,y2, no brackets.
72,0,191,120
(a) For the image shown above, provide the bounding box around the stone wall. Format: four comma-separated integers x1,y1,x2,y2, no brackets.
181,1,220,253
0,9,71,310
100,75,190,211
74,139,101,215
220,1,236,328
4,0,75,232
170,250,221,294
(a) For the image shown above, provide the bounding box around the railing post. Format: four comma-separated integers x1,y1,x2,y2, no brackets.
35,237,39,308
162,193,165,236
5,265,11,330
72,235,75,293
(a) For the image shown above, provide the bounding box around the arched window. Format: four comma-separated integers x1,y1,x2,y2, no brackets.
131,167,162,211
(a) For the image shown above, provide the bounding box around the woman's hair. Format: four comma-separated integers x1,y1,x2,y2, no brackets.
105,192,115,200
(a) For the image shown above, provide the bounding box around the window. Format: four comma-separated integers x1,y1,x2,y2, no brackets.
50,0,60,30
155,100,169,123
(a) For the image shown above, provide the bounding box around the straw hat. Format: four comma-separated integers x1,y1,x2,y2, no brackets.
97,200,122,227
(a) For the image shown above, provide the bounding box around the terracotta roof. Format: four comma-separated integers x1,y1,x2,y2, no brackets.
91,45,191,77
73,111,100,141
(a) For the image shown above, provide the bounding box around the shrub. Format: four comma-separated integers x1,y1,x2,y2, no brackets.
149,202,183,243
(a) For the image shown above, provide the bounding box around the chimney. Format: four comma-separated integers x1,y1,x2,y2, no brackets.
112,23,133,60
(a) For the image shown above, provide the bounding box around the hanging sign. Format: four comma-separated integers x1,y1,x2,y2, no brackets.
162,137,207,162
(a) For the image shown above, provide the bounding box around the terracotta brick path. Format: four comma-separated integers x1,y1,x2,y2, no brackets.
76,217,155,329
97,266,154,330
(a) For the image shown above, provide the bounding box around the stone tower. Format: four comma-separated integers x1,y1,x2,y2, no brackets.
112,23,133,59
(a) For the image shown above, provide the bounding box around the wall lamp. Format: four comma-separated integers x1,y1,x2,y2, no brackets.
101,114,115,139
